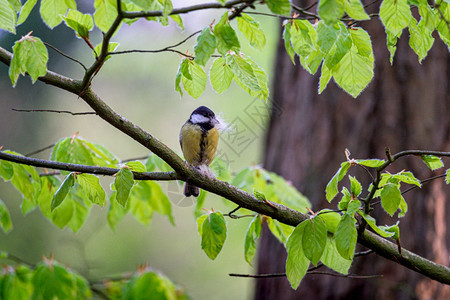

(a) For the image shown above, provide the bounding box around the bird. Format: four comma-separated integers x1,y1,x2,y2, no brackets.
179,106,219,197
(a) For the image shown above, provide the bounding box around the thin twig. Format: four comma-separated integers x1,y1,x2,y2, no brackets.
291,3,320,18
26,143,55,157
44,42,87,71
12,108,97,116
401,174,447,195
120,155,150,163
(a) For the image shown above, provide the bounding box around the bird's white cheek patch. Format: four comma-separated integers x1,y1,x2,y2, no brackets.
191,114,209,124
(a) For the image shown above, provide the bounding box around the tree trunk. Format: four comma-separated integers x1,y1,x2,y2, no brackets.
254,3,450,299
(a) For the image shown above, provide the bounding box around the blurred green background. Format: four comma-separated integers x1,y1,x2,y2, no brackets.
0,1,278,299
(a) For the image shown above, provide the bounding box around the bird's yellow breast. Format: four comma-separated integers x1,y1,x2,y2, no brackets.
180,123,218,166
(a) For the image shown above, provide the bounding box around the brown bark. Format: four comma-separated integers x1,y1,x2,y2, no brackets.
254,5,450,300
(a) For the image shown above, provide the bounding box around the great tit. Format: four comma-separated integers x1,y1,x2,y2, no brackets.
179,106,219,197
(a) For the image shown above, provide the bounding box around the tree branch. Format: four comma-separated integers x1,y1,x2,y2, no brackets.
0,45,449,284
0,151,178,181
12,108,97,116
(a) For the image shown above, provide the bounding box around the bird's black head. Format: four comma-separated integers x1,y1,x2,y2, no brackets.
190,106,216,124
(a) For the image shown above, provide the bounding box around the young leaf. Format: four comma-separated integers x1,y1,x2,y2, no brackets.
344,0,370,20
67,198,89,233
318,209,341,233
0,160,14,180
93,41,119,62
346,199,361,215
94,0,117,33
321,236,352,274
283,23,296,64
226,53,260,91
380,183,402,216
9,35,48,86
194,26,216,66
114,168,134,207
358,211,395,238
244,215,262,266
392,171,421,187
285,220,309,289
107,192,127,229
436,2,450,49
76,173,106,206
408,19,434,63
349,175,362,197
209,57,233,94
379,0,412,37
231,54,269,101
146,181,174,225
332,27,374,98
0,0,16,33
446,169,450,184
335,214,357,260
319,63,332,93
289,20,317,57
201,212,227,260
63,9,94,39
267,217,294,244
302,216,327,266
421,155,444,170
196,214,208,236
379,221,400,240
17,0,38,25
40,0,76,28
125,161,146,172
181,60,207,99
122,270,177,300
356,159,386,168
386,30,399,64
319,0,345,25
0,198,13,233
265,0,291,16
51,173,75,211
326,161,351,202
214,12,240,55
237,13,266,51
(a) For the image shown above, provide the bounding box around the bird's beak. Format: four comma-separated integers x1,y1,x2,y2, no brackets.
212,118,220,125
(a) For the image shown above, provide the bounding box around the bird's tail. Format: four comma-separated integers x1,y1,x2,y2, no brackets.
184,182,199,197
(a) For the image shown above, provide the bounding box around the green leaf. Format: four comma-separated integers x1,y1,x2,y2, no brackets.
201,212,227,260
349,176,362,197
125,161,146,172
266,0,292,16
214,12,240,55
408,19,434,63
0,160,14,180
231,54,269,101
0,198,13,233
358,211,395,238
7,0,21,12
127,181,154,225
380,183,402,216
32,260,91,300
128,0,153,10
379,0,413,37
93,41,119,61
226,53,260,91
356,159,386,167
436,2,450,50
51,173,75,211
392,171,421,187
174,61,183,96
122,270,177,300
17,0,38,25
285,220,309,289
421,155,444,170
0,0,16,33
146,181,174,225
319,63,332,93
386,30,399,64
332,27,374,98
346,199,361,215
210,157,232,182
283,23,296,64
323,22,352,70
160,0,172,17
267,217,294,244
94,0,117,33
63,9,94,38
244,215,262,266
321,236,352,274
319,0,345,25
379,221,400,240
0,264,33,299
418,0,435,32
107,192,126,229
344,0,370,20
299,48,324,75
76,173,106,206
194,26,216,66
237,13,266,51
318,209,341,233
335,214,357,259
302,216,327,266
114,168,134,207
326,161,351,202
181,59,207,99
446,169,450,184
196,214,208,236
40,0,76,28
289,19,317,57
9,35,48,87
